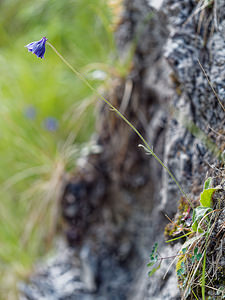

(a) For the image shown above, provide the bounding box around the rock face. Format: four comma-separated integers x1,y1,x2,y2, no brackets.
21,0,225,299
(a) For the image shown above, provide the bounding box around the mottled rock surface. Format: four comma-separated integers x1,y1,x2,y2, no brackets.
21,0,225,299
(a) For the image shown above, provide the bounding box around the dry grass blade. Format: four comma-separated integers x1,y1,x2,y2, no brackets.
184,0,214,26
197,59,225,112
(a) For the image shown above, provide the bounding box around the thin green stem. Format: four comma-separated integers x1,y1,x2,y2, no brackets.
192,288,199,300
166,231,192,243
201,250,206,300
47,41,193,209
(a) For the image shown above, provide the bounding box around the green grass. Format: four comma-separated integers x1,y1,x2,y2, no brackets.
0,0,117,298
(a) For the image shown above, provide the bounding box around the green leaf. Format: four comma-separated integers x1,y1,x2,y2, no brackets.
177,269,183,276
196,253,202,261
177,262,186,276
191,255,195,263
194,247,198,256
147,243,159,269
192,221,198,232
150,243,158,257
204,177,212,190
148,262,161,277
182,248,187,254
192,223,203,233
200,188,218,207
193,207,212,221
192,206,212,231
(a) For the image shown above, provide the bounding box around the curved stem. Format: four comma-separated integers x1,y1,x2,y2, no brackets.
47,41,193,209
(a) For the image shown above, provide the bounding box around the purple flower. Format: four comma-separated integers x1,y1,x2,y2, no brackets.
25,37,47,59
24,106,37,120
44,117,59,132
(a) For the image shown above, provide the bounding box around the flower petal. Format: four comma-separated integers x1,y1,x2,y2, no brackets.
25,37,47,59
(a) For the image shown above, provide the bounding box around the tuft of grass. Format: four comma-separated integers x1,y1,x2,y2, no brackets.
174,177,225,299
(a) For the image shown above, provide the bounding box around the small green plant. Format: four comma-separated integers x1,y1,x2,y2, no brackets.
177,178,223,299
147,243,162,277
191,247,202,263
192,177,221,232
176,248,187,278
148,177,224,299
177,261,186,277
147,243,186,278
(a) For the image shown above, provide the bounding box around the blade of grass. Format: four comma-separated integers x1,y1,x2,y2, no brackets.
166,232,192,243
201,250,206,300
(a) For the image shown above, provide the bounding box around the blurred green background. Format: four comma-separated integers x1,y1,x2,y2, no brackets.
0,0,123,298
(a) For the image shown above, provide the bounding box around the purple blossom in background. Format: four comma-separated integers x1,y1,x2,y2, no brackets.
25,37,47,59
44,117,59,132
24,106,37,120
